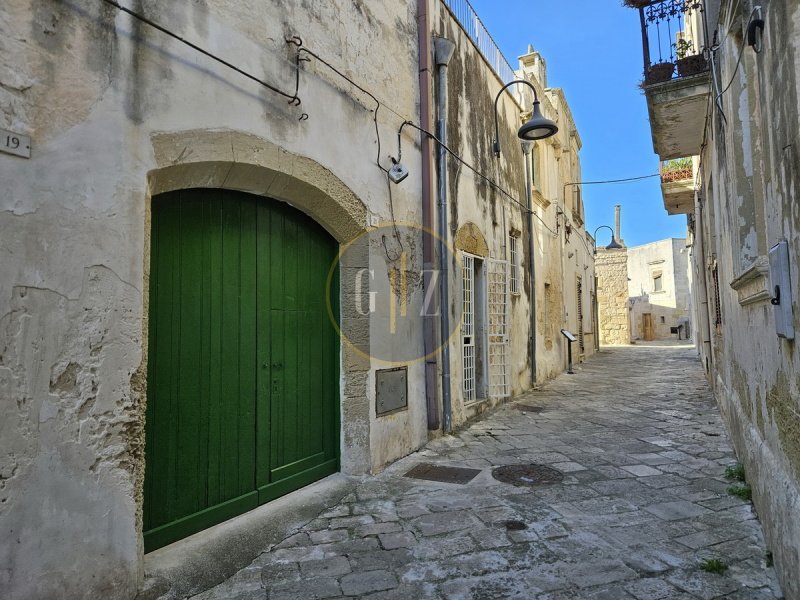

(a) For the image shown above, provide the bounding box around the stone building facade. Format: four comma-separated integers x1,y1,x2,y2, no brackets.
630,0,800,594
595,248,631,346
628,238,691,341
0,1,593,597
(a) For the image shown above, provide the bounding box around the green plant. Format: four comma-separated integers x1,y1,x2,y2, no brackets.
727,483,752,501
662,157,692,172
700,558,728,574
675,38,696,59
725,463,746,482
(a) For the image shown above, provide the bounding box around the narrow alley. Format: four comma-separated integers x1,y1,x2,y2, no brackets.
157,346,783,599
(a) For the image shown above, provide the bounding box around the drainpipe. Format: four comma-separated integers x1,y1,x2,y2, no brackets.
694,194,713,368
434,36,455,432
418,0,440,430
522,142,537,385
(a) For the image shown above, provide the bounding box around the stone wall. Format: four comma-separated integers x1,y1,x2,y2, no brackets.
0,1,422,598
595,249,630,345
675,0,800,595
627,238,691,341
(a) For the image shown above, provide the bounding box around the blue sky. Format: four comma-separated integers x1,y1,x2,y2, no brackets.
469,0,687,247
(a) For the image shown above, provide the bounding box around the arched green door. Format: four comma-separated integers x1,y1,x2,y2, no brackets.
144,189,340,552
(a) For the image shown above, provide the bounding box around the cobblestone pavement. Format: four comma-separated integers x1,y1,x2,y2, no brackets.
190,346,783,599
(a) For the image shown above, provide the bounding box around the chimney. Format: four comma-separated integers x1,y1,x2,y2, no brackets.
614,204,624,246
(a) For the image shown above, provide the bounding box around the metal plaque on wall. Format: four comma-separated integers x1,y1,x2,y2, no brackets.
375,366,408,417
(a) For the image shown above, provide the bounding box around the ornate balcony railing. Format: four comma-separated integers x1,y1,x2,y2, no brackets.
636,0,709,85
440,0,518,87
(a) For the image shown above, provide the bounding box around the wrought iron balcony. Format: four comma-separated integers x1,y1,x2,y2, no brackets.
630,0,711,160
660,158,695,214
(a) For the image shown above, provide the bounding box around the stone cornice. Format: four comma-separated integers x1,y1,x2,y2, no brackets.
729,256,770,306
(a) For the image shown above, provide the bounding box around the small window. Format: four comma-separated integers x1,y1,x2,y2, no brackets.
660,316,666,324
653,273,663,292
509,234,520,294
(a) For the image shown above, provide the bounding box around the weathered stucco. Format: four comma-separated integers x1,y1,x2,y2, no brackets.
432,5,595,426
670,0,800,595
0,0,423,597
1,0,594,597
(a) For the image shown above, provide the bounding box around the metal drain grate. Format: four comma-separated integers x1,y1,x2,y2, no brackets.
404,463,482,485
515,404,543,413
492,464,563,487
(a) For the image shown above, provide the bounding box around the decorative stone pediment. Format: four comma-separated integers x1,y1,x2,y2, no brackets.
455,222,489,257
730,256,770,306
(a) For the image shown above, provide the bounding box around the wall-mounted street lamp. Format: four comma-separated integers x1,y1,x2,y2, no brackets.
593,225,623,254
494,80,558,157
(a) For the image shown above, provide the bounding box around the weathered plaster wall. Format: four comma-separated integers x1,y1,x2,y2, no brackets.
432,6,594,425
627,238,691,340
596,249,630,345
689,0,800,595
0,1,424,598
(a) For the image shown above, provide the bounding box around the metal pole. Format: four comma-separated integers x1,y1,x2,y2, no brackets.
523,142,537,386
434,36,455,433
567,340,574,374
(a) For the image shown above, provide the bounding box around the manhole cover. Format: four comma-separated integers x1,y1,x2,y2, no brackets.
492,464,563,487
515,404,543,413
404,463,482,485
502,520,527,531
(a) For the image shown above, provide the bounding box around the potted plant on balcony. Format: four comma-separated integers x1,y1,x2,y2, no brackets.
646,61,675,84
622,0,652,7
675,39,708,76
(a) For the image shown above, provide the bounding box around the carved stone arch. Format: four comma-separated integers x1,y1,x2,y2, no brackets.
454,222,489,257
143,129,371,478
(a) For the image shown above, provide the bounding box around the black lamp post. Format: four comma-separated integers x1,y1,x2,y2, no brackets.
493,80,558,157
593,225,623,254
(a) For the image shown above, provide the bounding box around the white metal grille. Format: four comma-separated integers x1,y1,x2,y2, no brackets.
509,235,519,294
462,255,476,402
487,259,510,399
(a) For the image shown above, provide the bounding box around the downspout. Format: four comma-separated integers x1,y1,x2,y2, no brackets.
418,0,440,430
522,142,537,385
434,36,455,432
694,194,713,369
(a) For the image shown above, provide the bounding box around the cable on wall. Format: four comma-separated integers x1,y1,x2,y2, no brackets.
395,120,560,238
98,0,306,117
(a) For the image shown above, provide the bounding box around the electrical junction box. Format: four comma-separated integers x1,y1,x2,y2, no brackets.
769,240,795,340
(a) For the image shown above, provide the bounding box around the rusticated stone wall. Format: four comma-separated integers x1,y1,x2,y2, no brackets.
596,249,630,345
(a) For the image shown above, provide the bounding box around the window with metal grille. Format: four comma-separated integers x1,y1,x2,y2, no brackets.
487,259,510,399
509,234,520,295
462,255,476,403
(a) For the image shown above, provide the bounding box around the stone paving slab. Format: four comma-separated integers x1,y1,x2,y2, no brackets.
186,346,783,599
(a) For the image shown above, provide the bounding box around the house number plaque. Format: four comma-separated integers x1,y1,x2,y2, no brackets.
1,128,31,158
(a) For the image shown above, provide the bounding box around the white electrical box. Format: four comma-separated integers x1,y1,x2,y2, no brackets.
768,240,795,340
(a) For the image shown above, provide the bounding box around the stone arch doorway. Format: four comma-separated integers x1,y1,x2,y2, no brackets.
141,130,371,551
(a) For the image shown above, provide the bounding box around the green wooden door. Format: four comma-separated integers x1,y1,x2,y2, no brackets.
144,189,340,552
